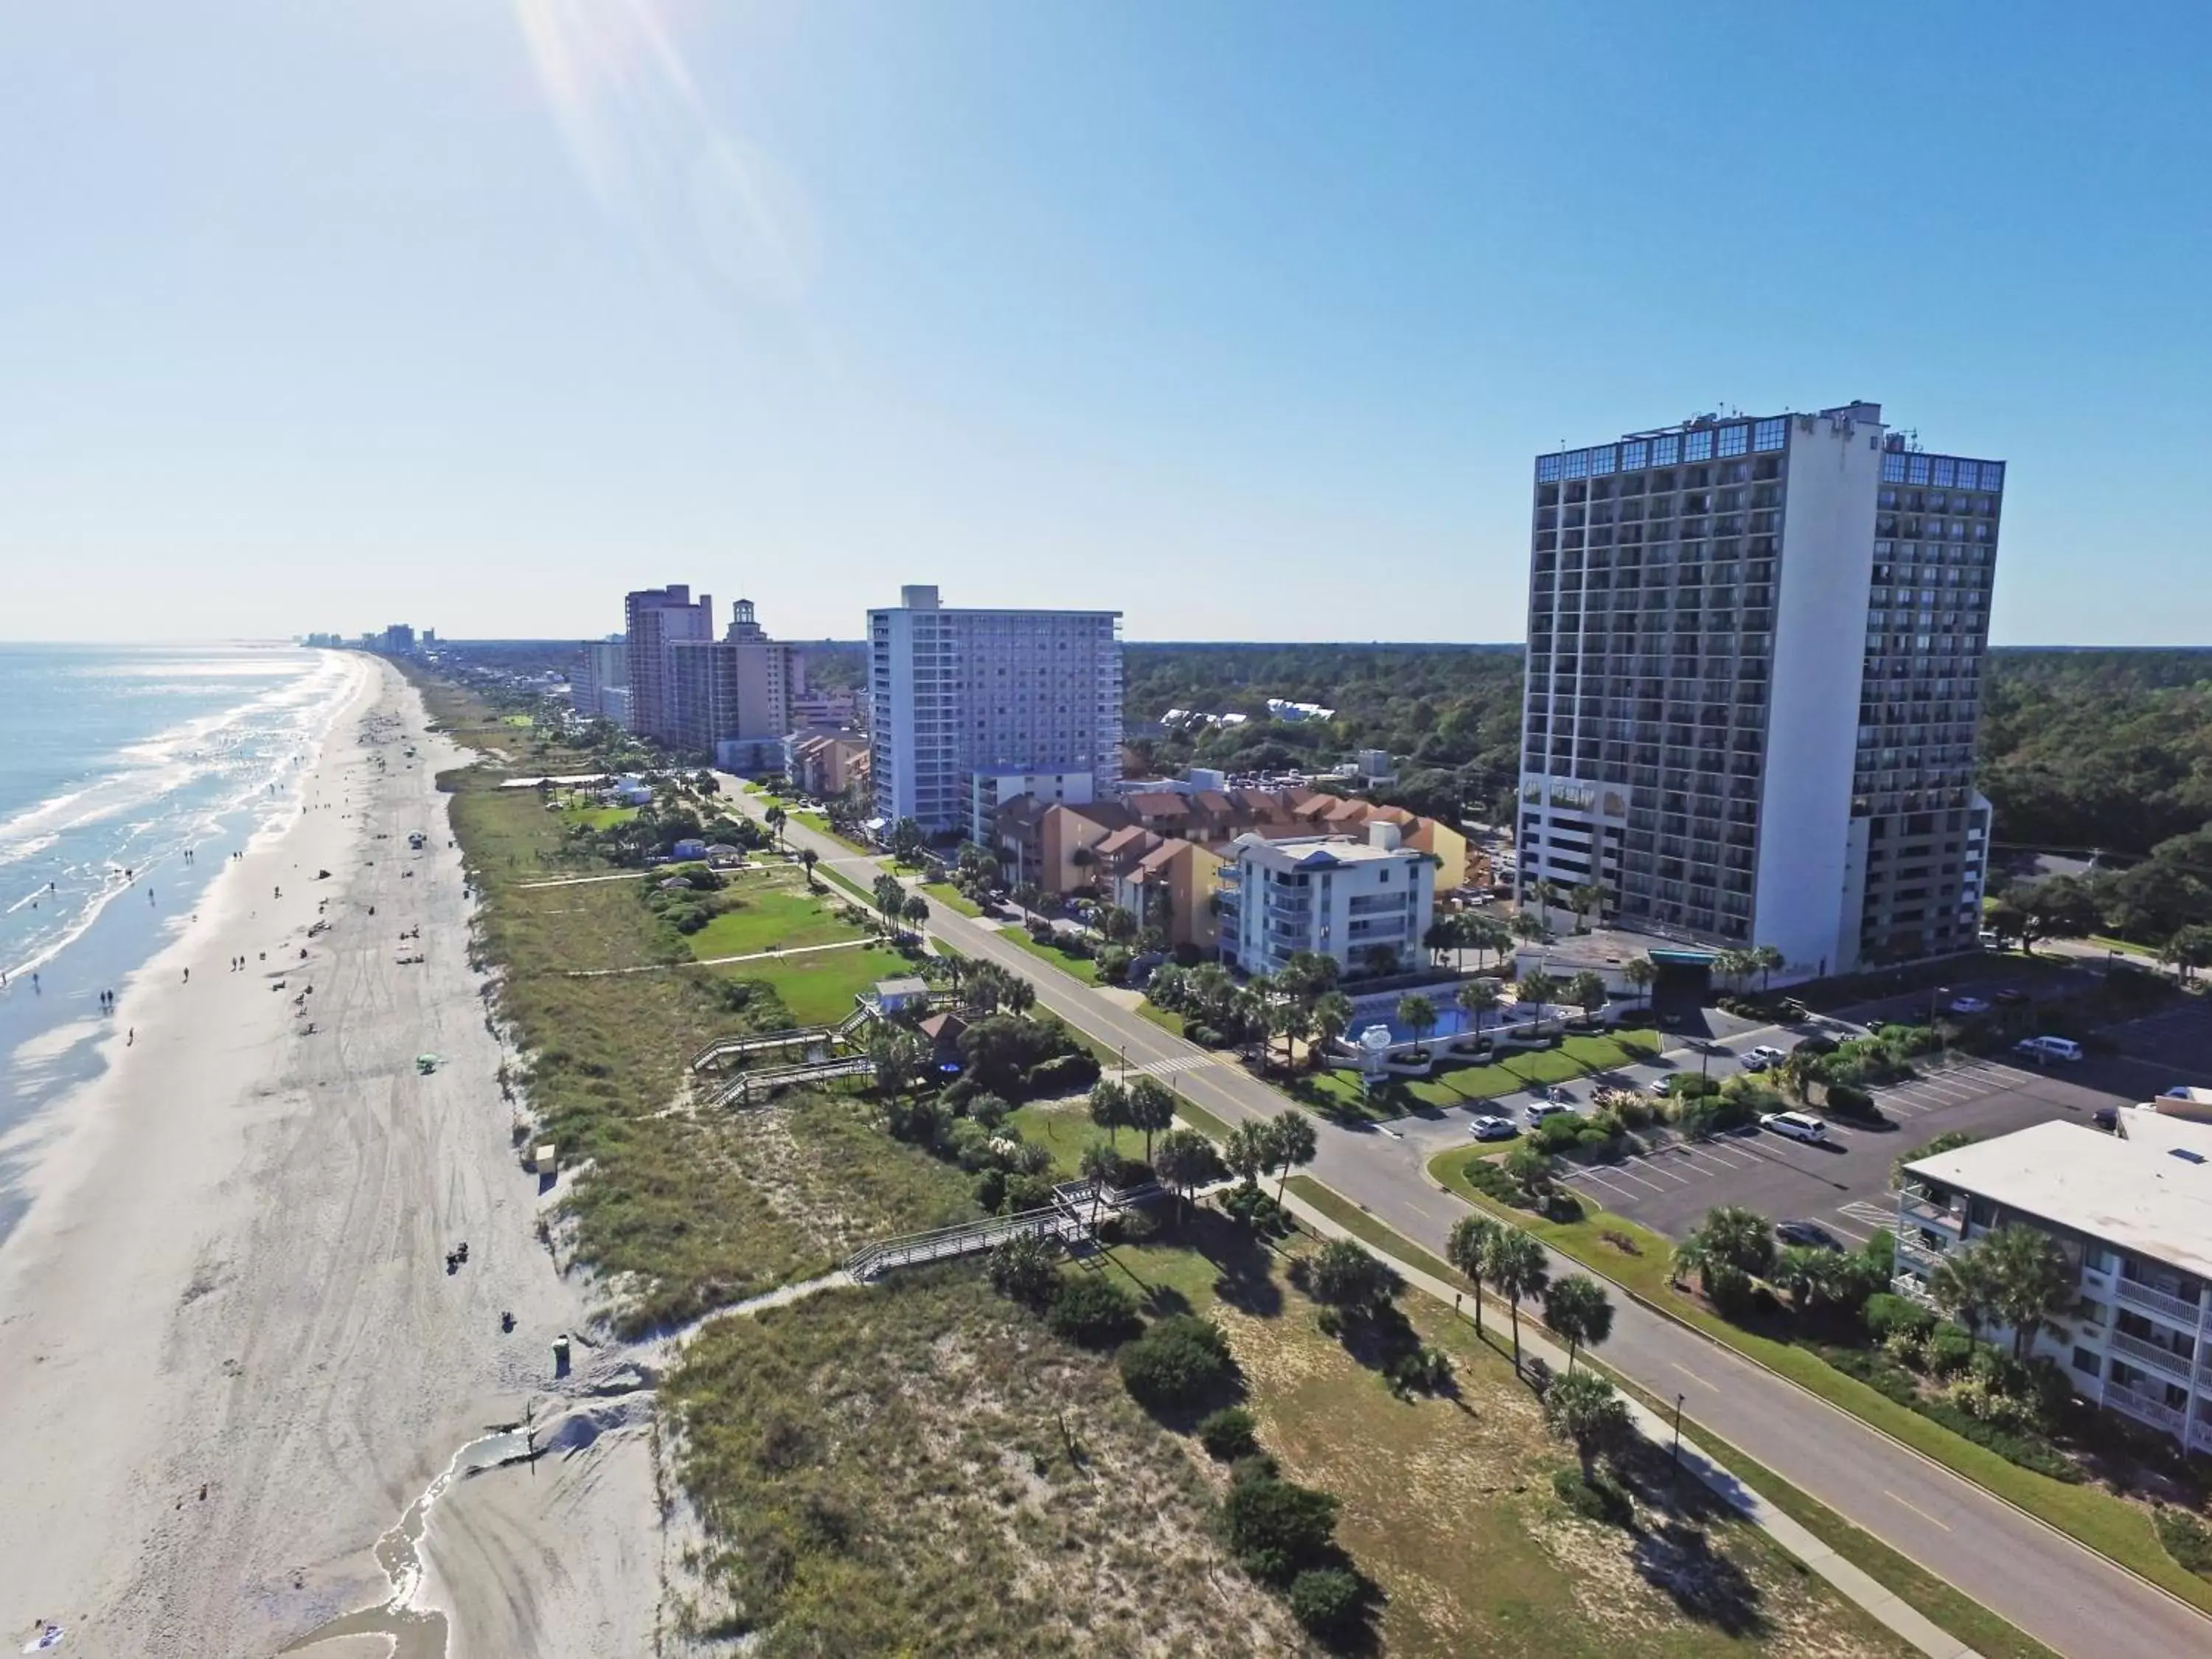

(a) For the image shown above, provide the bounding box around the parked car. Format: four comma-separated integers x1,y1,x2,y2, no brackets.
2015,1034,2083,1063
1775,1220,1840,1250
1993,989,2030,1006
1526,1101,1573,1125
1742,1045,1787,1072
1759,1110,1829,1144
1944,995,1991,1016
1467,1114,1517,1141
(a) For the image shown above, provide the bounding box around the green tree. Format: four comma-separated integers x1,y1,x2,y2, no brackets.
1267,1109,1318,1202
888,816,925,865
1752,943,1786,992
1544,1368,1632,1483
1099,904,1139,945
1447,1214,1500,1336
1977,1224,2079,1361
1685,1206,1775,1278
1124,1075,1177,1163
2160,924,2212,980
1224,1120,1272,1190
1395,992,1439,1052
1309,990,1354,1060
1566,970,1608,1027
1076,1141,1120,1229
798,846,819,891
986,1231,1059,1307
1927,1246,1997,1354
1088,1079,1129,1139
1456,976,1503,1043
1515,969,1561,1037
871,871,905,930
1540,1274,1614,1373
1361,942,1400,978
1622,957,1656,1009
1270,998,1314,1074
2020,875,2099,953
1152,1127,1212,1226
1478,1227,1551,1368
763,802,786,849
1310,1237,1401,1315
901,894,930,935
1569,881,1604,931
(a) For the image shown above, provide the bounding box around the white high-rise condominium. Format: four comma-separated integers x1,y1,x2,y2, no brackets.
1517,403,2004,978
867,585,1123,842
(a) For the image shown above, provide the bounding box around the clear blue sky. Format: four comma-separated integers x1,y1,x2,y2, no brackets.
3,2,2204,644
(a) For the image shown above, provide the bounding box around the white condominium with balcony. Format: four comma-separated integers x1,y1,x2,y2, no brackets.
1895,1115,2212,1456
867,585,1122,841
1517,403,2003,978
1218,822,1435,979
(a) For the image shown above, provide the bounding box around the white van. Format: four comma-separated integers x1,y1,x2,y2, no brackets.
1760,1110,1829,1144
2015,1035,2083,1063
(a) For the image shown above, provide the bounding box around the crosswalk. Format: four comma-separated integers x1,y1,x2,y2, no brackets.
1127,1053,1222,1080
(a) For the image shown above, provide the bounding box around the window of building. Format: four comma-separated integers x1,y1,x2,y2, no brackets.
1907,455,1931,484
1718,425,1749,456
1981,461,2003,490
1537,453,1564,483
1933,457,1956,487
1621,439,1649,470
1684,429,1714,461
1590,444,1617,475
1753,417,1786,452
1565,448,1590,479
1882,451,1907,482
1955,461,1979,490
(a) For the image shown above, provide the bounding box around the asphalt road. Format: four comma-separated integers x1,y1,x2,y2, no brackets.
728,795,2211,1659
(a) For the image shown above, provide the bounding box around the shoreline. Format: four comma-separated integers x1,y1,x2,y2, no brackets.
0,660,658,1659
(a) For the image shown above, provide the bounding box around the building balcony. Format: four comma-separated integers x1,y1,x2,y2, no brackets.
2104,1385,2185,1436
2193,1416,2212,1456
2113,1278,2203,1326
1897,1194,1961,1230
2108,1329,2198,1383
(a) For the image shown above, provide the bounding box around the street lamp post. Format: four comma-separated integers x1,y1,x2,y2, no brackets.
1119,1045,1127,1085
1672,1392,1685,1474
1699,1041,1714,1081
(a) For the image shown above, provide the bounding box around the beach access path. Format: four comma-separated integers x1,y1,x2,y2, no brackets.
0,661,658,1659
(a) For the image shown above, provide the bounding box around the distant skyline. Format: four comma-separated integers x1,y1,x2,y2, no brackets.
4,3,2208,645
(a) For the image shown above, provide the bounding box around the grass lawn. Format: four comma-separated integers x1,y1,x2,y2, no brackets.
560,802,637,830
1000,925,1105,984
1136,1001,1187,1038
1285,1175,1473,1293
1006,1099,1149,1178
1425,1147,2212,1618
2090,933,2160,959
723,943,914,1026
920,880,984,918
686,881,871,960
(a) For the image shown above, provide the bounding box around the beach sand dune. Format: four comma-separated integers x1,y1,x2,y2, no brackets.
0,661,658,1659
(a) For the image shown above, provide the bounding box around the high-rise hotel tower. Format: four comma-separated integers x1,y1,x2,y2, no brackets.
1516,403,2003,976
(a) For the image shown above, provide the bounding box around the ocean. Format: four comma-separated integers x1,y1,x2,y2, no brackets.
0,642,358,1241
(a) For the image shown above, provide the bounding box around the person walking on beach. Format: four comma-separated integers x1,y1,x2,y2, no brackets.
127,1029,134,1046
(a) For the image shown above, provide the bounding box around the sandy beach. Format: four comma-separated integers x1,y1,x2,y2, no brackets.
0,661,659,1659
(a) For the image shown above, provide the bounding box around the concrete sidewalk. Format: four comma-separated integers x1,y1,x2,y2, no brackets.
1279,1188,1983,1659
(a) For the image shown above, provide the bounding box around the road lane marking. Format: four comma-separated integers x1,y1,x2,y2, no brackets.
1672,1363,1719,1391
1885,1489,1952,1530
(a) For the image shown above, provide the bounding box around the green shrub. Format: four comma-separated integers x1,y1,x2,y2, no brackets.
1119,1315,1235,1409
1863,1292,1937,1344
1221,1464,1340,1585
2155,1506,2212,1579
1046,1276,1141,1348
1551,1465,1633,1526
1823,1081,1877,1117
1702,1262,1757,1320
1922,1324,1976,1378
1186,1022,1223,1048
1287,1566,1365,1642
1198,1405,1260,1461
1024,1051,1101,1096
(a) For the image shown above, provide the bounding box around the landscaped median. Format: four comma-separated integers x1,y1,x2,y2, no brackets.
1286,1027,1662,1122
1426,1142,2212,1618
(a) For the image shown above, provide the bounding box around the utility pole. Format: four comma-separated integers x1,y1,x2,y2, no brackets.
1671,1392,1685,1476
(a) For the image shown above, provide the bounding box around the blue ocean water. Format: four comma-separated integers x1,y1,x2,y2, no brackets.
0,642,356,1239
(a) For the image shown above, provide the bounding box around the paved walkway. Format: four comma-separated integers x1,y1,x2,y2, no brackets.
1279,1189,1981,1659
561,938,873,978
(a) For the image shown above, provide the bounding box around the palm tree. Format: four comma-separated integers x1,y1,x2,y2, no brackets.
1516,970,1562,1038
1273,1000,1314,1074
1396,992,1438,1055
1079,1139,1121,1228
901,894,930,937
1223,1121,1271,1190
764,803,786,850
1448,1214,1500,1336
1928,1248,1996,1354
1541,1274,1614,1373
1014,881,1045,924
1622,958,1656,1010
1509,909,1548,945
1545,1369,1632,1483
1152,1127,1211,1227
798,846,820,891
1457,977,1502,1046
1533,878,1562,924
1479,1228,1551,1369
1976,1225,2078,1361
1569,882,1604,931
1753,944,1786,993
1124,1075,1176,1162
1309,990,1354,1061
1267,1109,1317,1202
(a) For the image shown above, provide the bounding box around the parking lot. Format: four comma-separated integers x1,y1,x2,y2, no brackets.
1554,1049,2154,1249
